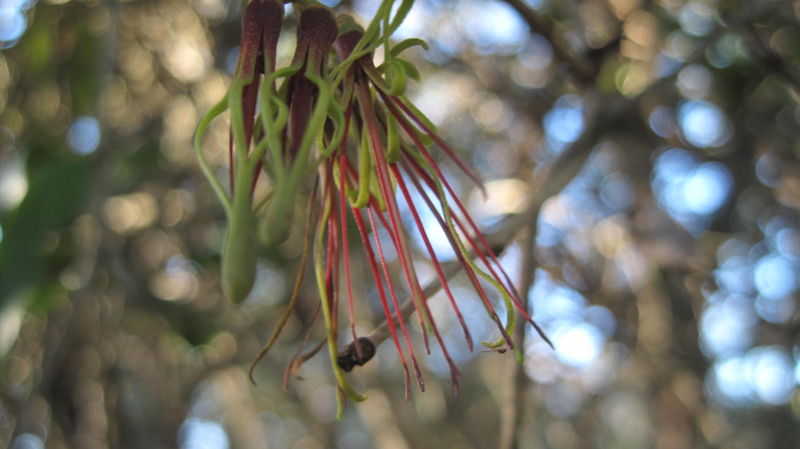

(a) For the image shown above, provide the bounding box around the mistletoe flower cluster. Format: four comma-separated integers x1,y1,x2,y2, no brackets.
195,0,549,417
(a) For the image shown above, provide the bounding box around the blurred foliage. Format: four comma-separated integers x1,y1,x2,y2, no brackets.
1,0,799,448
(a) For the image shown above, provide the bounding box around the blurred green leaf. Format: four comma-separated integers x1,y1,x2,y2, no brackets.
0,155,91,309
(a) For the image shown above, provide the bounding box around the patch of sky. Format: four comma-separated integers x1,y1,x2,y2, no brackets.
407,75,459,126
708,356,758,407
535,151,625,252
531,282,587,323
519,34,553,71
753,254,796,299
543,95,584,154
747,348,798,405
243,262,286,306
371,0,531,59
353,0,379,21
699,295,756,359
0,9,26,43
9,434,44,449
651,148,733,233
599,173,634,213
584,305,616,338
527,271,615,369
225,46,239,75
775,228,800,261
425,286,508,378
67,116,101,155
0,0,37,49
458,0,527,54
709,346,797,407
678,100,731,148
524,0,547,9
354,0,433,47
396,171,457,261
389,0,430,41
179,418,230,449
424,22,465,62
759,214,794,239
796,352,800,385
716,237,750,261
714,256,753,294
682,162,732,214
678,1,715,36
654,53,684,79
755,294,795,324
553,322,605,368
536,218,562,247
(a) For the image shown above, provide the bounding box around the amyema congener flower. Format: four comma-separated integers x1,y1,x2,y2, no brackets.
195,0,550,418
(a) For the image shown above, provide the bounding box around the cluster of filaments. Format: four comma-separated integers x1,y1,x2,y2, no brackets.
195,0,549,415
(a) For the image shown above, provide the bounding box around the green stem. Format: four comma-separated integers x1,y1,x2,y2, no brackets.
194,98,233,217
313,196,367,419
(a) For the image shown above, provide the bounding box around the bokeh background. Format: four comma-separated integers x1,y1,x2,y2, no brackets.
2,0,800,448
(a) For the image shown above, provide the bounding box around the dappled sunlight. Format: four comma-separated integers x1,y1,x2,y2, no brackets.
652,147,733,232
543,95,584,154
678,100,731,148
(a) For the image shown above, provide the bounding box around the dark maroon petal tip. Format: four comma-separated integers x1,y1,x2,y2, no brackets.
260,0,285,73
237,0,284,78
293,7,339,68
333,29,363,60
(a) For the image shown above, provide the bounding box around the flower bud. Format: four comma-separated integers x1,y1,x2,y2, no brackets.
222,208,257,304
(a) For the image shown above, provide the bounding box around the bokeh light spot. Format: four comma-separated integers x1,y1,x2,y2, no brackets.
700,297,755,358
9,433,44,449
554,323,604,367
681,162,732,214
749,347,796,405
753,254,796,299
0,154,28,210
0,9,26,46
652,148,732,231
544,95,584,153
678,100,730,148
179,418,230,449
460,0,527,51
678,1,714,36
711,357,755,406
67,116,101,155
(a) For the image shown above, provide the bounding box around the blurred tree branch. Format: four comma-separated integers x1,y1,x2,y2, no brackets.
499,0,597,85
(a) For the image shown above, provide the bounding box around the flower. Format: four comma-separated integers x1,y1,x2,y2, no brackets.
195,0,550,419
313,24,551,403
194,0,284,304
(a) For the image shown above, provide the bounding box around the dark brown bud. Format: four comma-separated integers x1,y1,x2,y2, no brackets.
336,337,376,372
